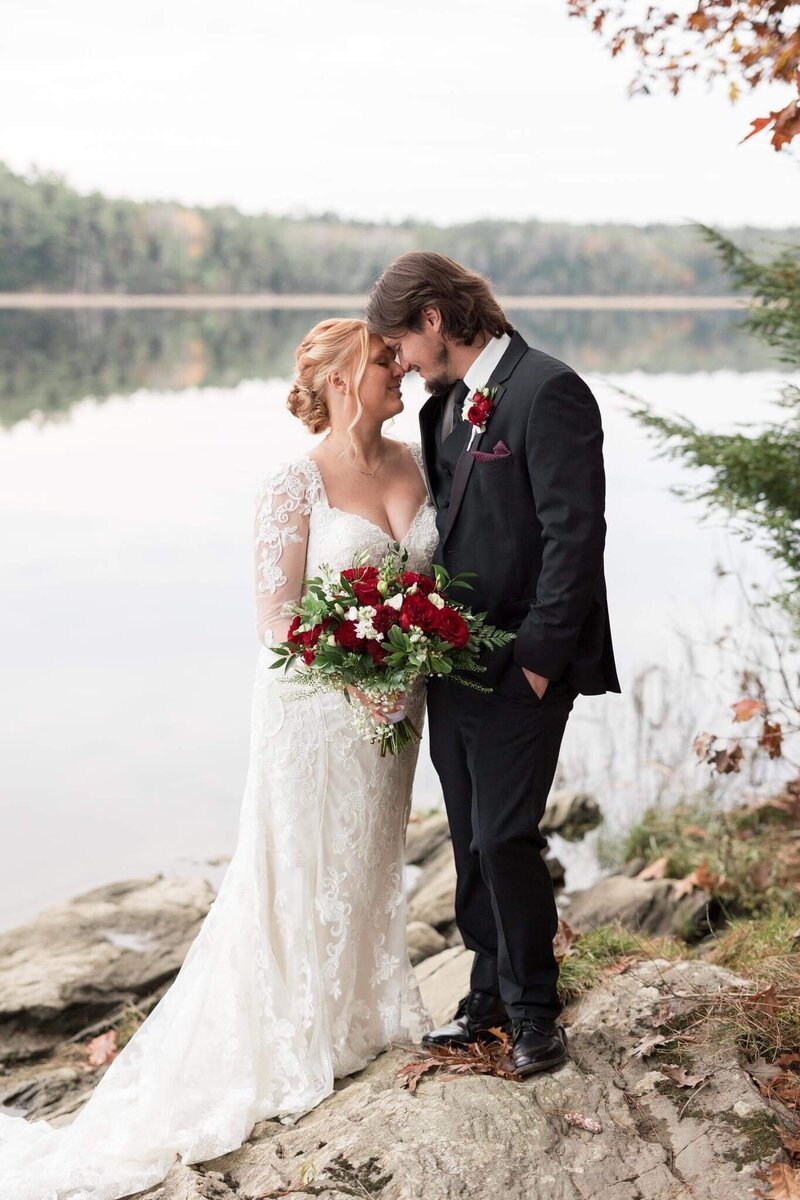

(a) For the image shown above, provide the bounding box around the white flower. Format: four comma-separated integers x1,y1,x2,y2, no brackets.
385,593,403,610
429,592,445,609
327,634,337,646
345,606,360,621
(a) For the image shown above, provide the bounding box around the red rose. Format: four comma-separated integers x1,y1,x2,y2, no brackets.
301,648,317,665
467,398,493,427
401,571,436,595
342,565,382,606
334,619,366,652
433,606,470,647
399,592,438,633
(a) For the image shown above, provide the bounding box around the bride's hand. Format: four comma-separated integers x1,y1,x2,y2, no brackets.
346,685,406,724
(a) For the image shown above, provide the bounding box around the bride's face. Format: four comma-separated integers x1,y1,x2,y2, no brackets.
351,334,405,422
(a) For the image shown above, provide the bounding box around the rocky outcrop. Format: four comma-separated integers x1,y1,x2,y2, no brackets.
561,873,719,940
0,875,215,1069
0,843,790,1198
540,787,602,837
146,953,782,1200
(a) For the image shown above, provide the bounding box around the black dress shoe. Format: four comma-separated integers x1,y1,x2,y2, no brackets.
511,1018,568,1076
421,990,510,1048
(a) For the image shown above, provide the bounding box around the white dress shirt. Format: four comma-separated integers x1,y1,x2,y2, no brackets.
441,331,512,439
462,330,511,398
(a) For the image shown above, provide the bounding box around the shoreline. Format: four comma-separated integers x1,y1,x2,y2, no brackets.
0,292,747,311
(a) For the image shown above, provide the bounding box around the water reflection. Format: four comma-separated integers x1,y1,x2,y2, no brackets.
0,308,775,428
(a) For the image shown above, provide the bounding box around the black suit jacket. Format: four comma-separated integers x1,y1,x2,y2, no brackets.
419,330,621,697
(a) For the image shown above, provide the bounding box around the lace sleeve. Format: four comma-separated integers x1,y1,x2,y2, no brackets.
253,460,319,649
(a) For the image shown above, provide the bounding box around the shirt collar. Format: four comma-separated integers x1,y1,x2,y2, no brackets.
462,331,512,396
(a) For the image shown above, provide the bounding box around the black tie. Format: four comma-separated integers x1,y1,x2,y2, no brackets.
451,379,469,427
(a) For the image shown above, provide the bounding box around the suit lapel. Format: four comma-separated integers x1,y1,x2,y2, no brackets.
442,330,528,544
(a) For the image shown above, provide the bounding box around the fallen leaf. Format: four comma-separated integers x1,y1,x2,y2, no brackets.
745,1057,783,1084
746,982,781,1018
86,1030,118,1068
778,1129,800,1156
562,1110,602,1133
629,1032,673,1059
660,1064,708,1088
753,1161,800,1199
670,862,722,899
553,918,577,962
732,698,767,723
636,856,669,881
652,1003,675,1028
606,954,638,977
396,1058,442,1094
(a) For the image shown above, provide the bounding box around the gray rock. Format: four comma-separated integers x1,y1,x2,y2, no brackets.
562,873,717,939
406,842,456,929
151,956,779,1200
0,875,215,1065
405,921,447,966
541,788,602,838
404,812,451,865
408,840,565,933
0,884,783,1200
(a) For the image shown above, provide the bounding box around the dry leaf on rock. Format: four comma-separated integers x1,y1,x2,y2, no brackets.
753,1162,800,1199
746,1057,784,1085
629,1032,673,1059
636,856,668,881
660,1065,708,1088
652,1003,675,1028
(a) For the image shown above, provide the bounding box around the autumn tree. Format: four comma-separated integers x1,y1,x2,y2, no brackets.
567,1,800,150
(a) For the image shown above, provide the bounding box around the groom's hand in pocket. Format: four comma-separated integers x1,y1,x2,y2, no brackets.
521,667,549,699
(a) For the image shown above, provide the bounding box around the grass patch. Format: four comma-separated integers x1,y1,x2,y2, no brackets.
611,786,800,920
557,921,683,1003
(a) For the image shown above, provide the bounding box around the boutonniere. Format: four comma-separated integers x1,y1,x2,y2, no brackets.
465,385,497,450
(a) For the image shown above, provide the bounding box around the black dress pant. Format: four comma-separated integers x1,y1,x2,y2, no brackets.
426,663,577,1023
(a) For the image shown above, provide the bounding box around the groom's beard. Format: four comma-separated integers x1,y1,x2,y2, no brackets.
423,338,458,396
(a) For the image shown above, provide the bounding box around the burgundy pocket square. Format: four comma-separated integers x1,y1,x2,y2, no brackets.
470,440,512,463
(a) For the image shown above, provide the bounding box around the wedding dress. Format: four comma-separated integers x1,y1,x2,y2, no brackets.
0,441,437,1200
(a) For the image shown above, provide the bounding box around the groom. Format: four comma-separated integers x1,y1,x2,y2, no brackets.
366,252,621,1076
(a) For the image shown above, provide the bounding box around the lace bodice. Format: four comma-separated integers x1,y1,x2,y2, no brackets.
253,441,439,649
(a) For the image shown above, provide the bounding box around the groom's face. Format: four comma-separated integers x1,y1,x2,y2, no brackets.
385,307,457,396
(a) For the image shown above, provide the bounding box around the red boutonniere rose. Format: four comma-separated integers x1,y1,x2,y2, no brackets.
465,385,498,449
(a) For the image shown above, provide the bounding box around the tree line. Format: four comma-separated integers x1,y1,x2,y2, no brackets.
1,163,796,296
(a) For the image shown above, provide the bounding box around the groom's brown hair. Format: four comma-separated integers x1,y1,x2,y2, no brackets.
365,251,513,346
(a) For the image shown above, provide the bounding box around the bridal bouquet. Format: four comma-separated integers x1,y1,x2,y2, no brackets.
269,548,515,755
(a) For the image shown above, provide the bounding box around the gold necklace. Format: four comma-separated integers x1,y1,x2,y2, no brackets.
328,439,385,477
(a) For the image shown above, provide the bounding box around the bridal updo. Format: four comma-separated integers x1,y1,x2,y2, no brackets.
286,318,371,433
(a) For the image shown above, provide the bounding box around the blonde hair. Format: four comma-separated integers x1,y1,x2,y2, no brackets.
286,318,371,436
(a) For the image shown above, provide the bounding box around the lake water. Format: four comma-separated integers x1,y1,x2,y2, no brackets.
1,309,796,933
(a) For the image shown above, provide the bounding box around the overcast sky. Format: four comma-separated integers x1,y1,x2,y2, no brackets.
2,0,796,227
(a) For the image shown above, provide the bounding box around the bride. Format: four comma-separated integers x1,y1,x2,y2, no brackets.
0,318,438,1200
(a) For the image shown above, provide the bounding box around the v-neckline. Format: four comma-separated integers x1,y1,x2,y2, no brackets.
300,451,430,546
